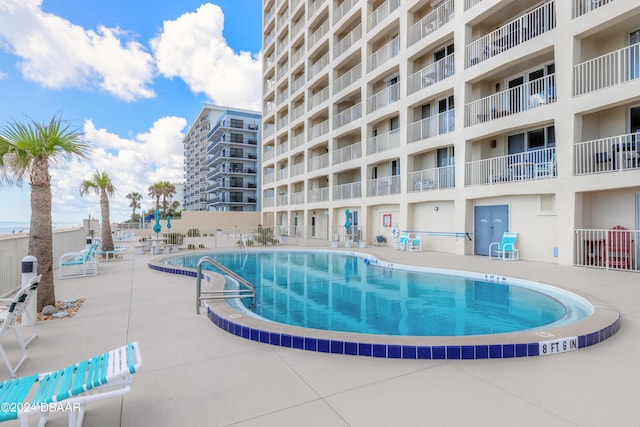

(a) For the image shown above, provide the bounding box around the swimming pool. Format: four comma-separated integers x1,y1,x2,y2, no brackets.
153,249,621,359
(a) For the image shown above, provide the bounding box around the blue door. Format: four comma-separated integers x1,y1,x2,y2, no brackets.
474,205,509,256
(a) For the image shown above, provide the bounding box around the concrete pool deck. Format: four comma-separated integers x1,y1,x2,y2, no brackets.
4,246,639,426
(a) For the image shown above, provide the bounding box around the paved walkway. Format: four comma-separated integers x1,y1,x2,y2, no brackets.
3,247,639,426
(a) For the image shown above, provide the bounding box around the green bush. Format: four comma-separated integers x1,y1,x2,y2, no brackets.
165,232,183,245
186,228,201,237
187,244,196,250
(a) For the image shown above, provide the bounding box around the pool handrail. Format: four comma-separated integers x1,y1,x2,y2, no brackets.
196,256,256,314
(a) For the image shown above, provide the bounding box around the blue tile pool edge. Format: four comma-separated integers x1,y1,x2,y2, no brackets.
150,260,622,360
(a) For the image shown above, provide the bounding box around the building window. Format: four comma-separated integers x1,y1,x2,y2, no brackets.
230,118,243,128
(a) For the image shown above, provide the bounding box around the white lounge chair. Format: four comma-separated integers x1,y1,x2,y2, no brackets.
0,275,41,377
408,236,422,252
489,232,519,261
395,234,410,251
59,244,98,279
0,342,142,426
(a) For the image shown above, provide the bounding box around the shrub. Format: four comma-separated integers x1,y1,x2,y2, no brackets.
186,228,201,237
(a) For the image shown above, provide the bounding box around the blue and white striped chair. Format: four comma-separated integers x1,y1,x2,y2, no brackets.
0,342,142,426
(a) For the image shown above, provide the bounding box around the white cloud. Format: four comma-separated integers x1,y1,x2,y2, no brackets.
0,0,155,101
50,116,187,222
150,3,262,111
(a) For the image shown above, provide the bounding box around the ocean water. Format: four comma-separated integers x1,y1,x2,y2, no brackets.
0,222,81,235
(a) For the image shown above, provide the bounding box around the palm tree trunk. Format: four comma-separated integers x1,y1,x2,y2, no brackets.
29,159,55,311
101,189,114,251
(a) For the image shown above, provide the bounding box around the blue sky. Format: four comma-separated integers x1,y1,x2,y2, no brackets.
0,0,262,224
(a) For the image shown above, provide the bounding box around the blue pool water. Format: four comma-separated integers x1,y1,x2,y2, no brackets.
164,251,592,337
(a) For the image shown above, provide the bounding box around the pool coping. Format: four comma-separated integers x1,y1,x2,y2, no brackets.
149,249,621,359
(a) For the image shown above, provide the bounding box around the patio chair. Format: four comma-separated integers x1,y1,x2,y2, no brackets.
59,244,98,279
606,225,632,269
408,236,422,252
489,232,519,261
0,275,40,377
535,153,556,178
395,234,410,251
0,342,142,426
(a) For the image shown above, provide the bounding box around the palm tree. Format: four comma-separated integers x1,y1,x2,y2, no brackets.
126,191,142,221
80,171,116,252
0,115,90,310
159,181,176,216
148,182,163,212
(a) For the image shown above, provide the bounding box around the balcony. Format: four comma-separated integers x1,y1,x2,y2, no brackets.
307,153,329,172
309,52,330,80
334,63,362,95
407,54,454,95
333,102,362,129
366,176,401,196
464,0,483,12
408,166,455,192
264,172,275,184
308,119,329,140
407,110,455,143
572,0,613,19
465,2,556,68
465,74,556,127
367,0,400,32
263,196,275,208
368,37,400,72
307,187,329,203
367,81,399,113
291,103,305,122
334,0,358,24
308,0,327,18
290,133,305,149
333,142,362,165
573,42,640,96
290,162,305,177
574,133,640,175
308,86,329,110
367,128,400,155
277,193,288,206
407,0,454,47
290,191,305,205
334,23,362,60
465,147,556,186
333,182,362,200
309,20,330,48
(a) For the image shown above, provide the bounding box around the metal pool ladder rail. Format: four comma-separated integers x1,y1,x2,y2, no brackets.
196,256,256,314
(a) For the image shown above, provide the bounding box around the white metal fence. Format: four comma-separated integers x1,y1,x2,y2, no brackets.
572,0,614,19
407,109,455,143
575,228,639,272
408,166,456,192
407,54,455,95
465,147,556,186
573,42,640,96
574,133,640,175
407,0,454,47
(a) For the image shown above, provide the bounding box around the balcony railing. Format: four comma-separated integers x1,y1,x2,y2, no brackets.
573,42,640,96
292,16,306,38
465,74,556,126
290,75,305,95
309,20,330,48
291,103,305,122
290,162,305,177
278,168,288,180
366,176,401,196
367,128,400,155
308,119,329,140
277,62,289,80
574,133,640,175
465,1,556,68
464,0,483,11
291,45,306,66
264,149,275,162
277,141,289,155
367,0,400,32
465,147,556,186
334,63,362,95
308,0,327,18
264,172,275,184
575,228,639,272
308,86,329,110
407,54,454,95
572,0,613,19
290,133,305,149
309,52,330,80
276,193,288,206
368,37,401,72
333,102,362,129
334,23,362,59
307,153,329,171
407,109,455,143
307,187,330,203
290,191,305,205
407,0,453,47
408,165,456,192
263,196,274,208
367,82,400,113
333,142,362,165
333,182,362,200
334,0,358,24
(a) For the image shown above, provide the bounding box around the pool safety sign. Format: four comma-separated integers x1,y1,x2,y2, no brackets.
539,336,578,355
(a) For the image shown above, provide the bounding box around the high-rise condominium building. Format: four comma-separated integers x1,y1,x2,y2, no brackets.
260,0,640,270
183,104,262,212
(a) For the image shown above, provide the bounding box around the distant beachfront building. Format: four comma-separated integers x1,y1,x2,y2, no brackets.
183,104,262,212
260,0,640,268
